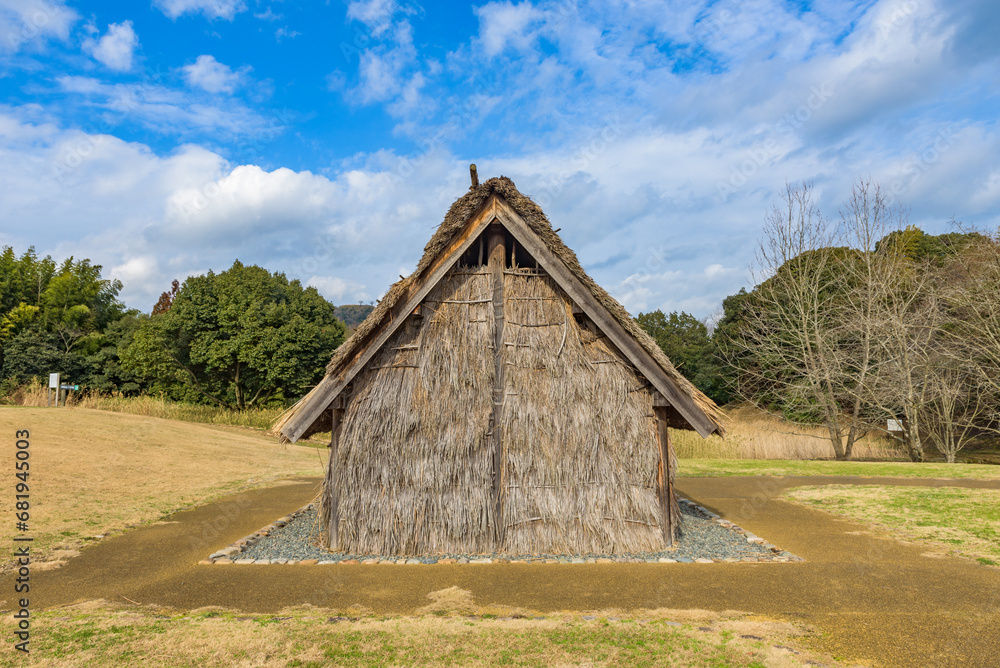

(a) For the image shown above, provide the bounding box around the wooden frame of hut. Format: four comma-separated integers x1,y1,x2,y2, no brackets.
275,175,725,556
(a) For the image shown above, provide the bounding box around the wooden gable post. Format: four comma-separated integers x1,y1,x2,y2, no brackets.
487,222,506,544
327,397,346,550
653,392,679,546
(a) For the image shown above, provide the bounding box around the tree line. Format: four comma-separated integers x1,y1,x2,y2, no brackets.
637,179,1000,463
0,253,345,409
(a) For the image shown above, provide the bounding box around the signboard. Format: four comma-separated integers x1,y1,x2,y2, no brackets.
887,419,904,432
61,385,80,391
49,373,60,389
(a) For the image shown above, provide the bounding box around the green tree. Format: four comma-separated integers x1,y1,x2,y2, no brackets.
635,309,728,404
1,247,127,387
79,312,145,394
1,330,86,385
121,261,346,409
40,257,126,352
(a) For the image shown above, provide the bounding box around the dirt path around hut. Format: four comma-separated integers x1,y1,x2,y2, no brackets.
10,475,1000,667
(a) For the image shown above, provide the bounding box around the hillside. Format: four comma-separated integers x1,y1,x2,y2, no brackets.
334,303,375,328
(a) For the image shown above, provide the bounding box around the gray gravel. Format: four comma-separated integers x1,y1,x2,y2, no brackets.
240,499,786,563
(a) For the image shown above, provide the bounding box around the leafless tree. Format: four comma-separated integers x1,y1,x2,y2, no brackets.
732,182,854,459
833,179,907,458
864,267,940,462
920,357,987,463
935,229,1000,444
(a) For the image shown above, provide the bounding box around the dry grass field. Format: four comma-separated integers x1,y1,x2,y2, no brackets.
5,404,997,666
0,406,325,573
4,595,857,668
670,405,901,461
678,459,1000,479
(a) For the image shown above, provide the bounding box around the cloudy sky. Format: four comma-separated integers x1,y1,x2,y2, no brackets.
1,0,998,318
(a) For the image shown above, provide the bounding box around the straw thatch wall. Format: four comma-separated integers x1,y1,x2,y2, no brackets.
322,262,667,555
501,268,663,554
328,267,498,555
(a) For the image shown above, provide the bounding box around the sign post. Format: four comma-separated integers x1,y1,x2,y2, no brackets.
48,373,60,407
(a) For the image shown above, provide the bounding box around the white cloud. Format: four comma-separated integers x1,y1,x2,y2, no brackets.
347,0,402,37
353,20,417,104
306,276,369,304
475,1,544,57
274,27,300,42
182,54,249,94
82,21,138,72
0,0,77,53
54,76,272,139
153,0,246,21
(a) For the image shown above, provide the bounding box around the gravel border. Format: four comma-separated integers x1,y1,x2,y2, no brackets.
202,498,802,565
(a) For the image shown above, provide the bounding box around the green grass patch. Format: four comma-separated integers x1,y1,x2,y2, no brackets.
679,459,1000,479
784,485,1000,564
3,602,850,668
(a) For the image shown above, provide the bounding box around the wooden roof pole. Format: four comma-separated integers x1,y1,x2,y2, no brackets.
326,402,344,550
487,222,506,544
654,397,679,547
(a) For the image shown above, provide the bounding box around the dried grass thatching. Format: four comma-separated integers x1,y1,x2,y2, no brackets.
500,268,664,553
324,268,498,554
273,175,725,555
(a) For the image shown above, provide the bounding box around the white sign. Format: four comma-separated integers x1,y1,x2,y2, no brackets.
887,419,904,432
49,373,60,389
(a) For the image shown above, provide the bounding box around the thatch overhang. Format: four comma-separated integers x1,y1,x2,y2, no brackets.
275,176,726,443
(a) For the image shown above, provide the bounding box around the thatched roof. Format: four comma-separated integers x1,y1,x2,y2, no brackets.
275,176,726,441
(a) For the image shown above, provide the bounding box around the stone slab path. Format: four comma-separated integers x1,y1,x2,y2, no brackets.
10,475,1000,667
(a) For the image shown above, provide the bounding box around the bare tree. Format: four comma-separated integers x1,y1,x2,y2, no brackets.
936,229,1000,440
921,357,987,463
731,182,854,459
857,240,942,462
834,179,907,458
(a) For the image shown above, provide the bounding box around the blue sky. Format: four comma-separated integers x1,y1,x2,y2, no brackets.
1,0,998,319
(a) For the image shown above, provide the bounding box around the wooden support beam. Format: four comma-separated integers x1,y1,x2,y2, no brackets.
492,198,718,438
487,222,505,261
488,230,506,544
327,406,345,550
654,403,679,547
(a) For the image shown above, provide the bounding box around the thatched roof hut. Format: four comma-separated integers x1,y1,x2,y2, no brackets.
275,175,725,556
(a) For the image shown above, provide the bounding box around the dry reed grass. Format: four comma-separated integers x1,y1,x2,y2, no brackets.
11,379,284,431
323,264,670,555
671,404,903,460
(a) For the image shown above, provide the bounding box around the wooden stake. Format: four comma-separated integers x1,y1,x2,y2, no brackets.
654,402,678,546
328,405,345,550
470,163,479,188
488,224,506,544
